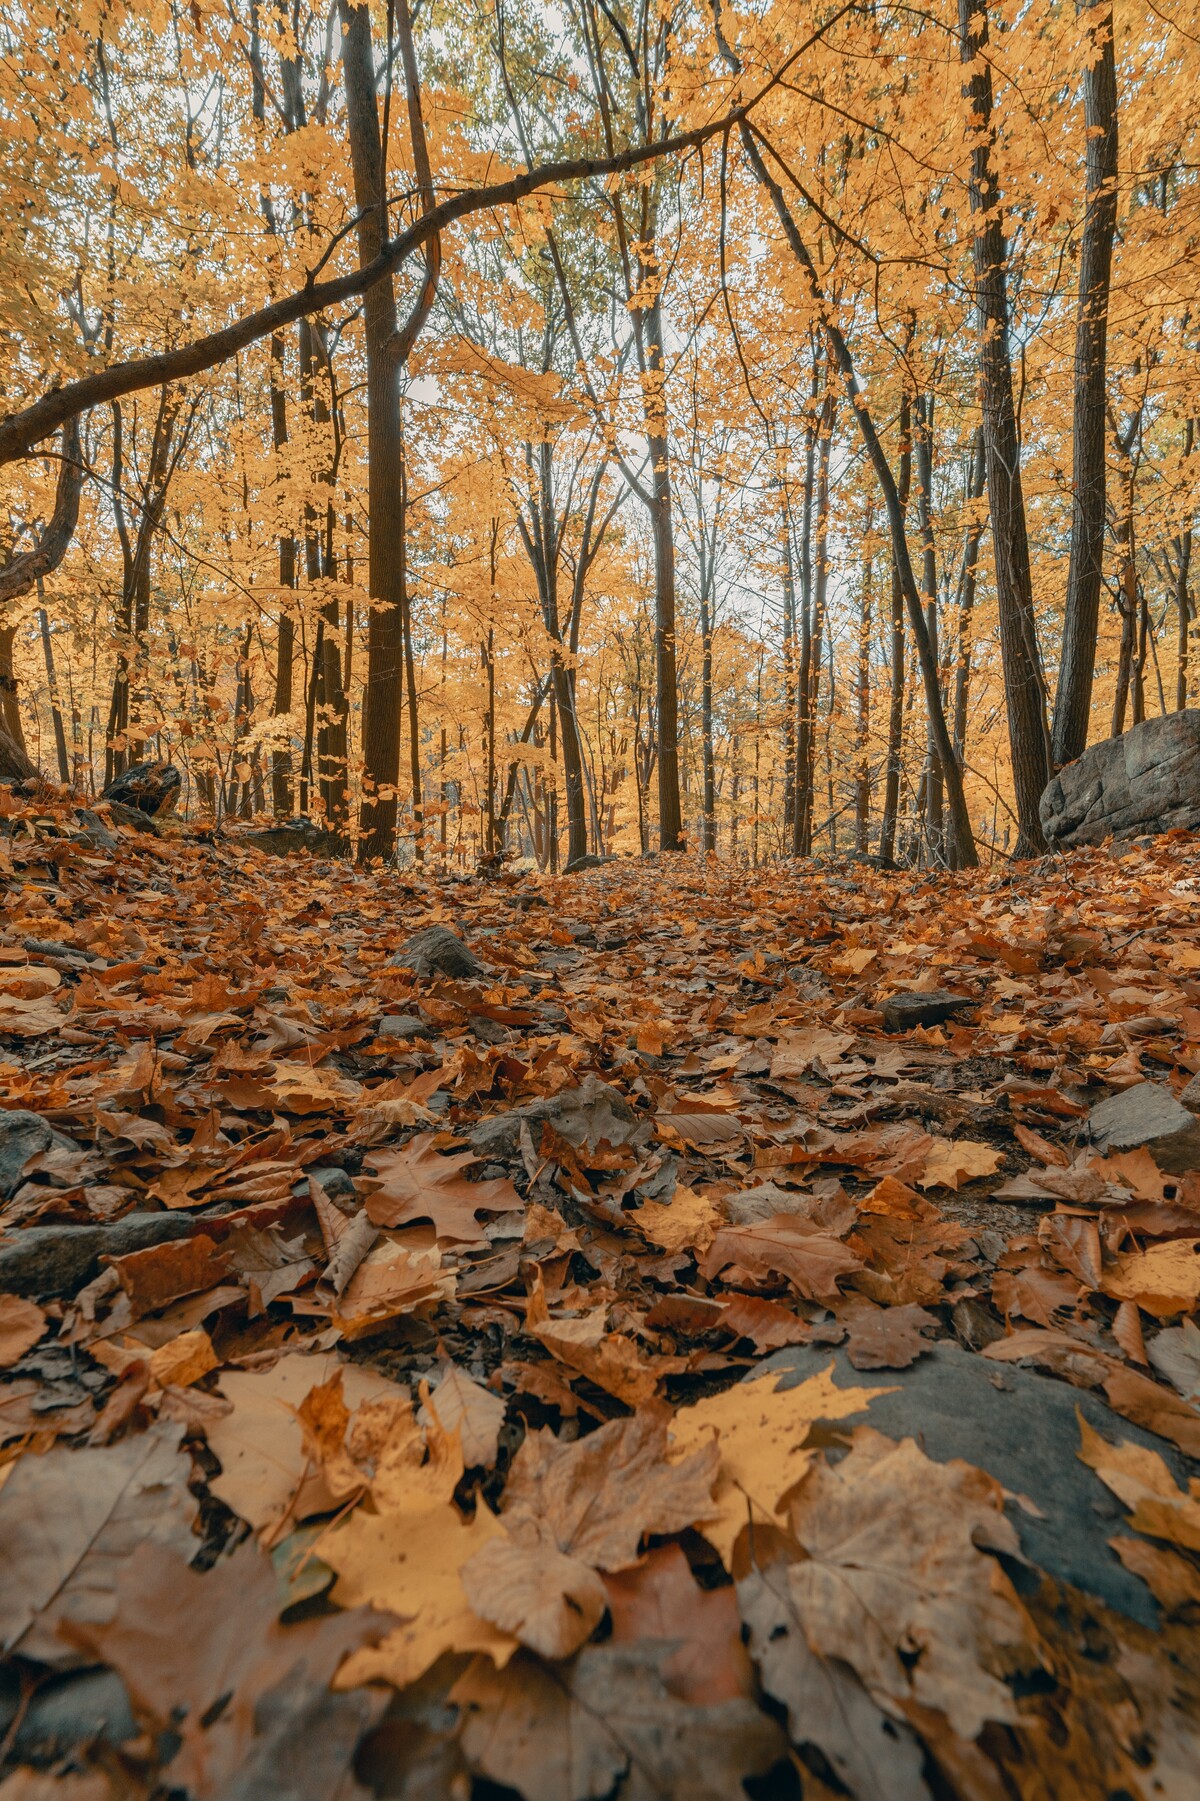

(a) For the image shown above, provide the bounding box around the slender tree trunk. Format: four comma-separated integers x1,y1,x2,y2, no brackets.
1176,419,1194,710
643,287,684,851
855,521,874,852
268,334,297,815
915,392,944,861
699,581,715,853
960,0,1053,856
793,385,818,856
799,395,835,855
953,427,988,752
1051,0,1119,767
878,394,912,864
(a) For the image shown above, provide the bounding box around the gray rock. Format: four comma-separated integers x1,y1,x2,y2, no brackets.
0,1110,79,1200
1087,1079,1200,1172
724,1182,814,1226
758,1340,1195,1627
1041,709,1200,848
376,1013,428,1043
103,799,163,836
1179,1071,1200,1112
306,1165,358,1202
71,808,119,851
0,1212,201,1298
563,852,613,873
391,925,483,980
880,988,975,1032
242,817,345,857
101,759,181,818
469,1073,646,1161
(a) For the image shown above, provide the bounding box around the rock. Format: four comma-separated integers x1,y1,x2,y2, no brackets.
376,1013,428,1043
71,807,119,850
469,1073,647,1162
1179,1071,1200,1112
242,817,345,857
306,1166,358,1203
724,1182,814,1227
0,1111,80,1200
1087,1080,1200,1173
879,988,975,1032
563,852,612,873
1041,709,1200,848
102,798,162,836
758,1341,1193,1627
101,759,181,818
0,1213,200,1298
391,925,483,980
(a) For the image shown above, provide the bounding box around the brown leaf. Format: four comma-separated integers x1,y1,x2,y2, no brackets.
418,1363,506,1468
364,1133,520,1242
842,1298,939,1370
785,1429,1045,1739
703,1215,862,1302
68,1541,386,1798
0,1295,46,1368
605,1543,753,1704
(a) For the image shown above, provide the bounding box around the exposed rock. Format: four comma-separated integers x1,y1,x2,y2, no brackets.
1041,709,1200,848
0,1212,201,1298
375,1013,428,1043
391,925,483,980
879,988,975,1033
101,759,181,818
469,1073,647,1162
563,852,613,873
71,808,119,850
102,799,162,836
1087,1079,1200,1173
759,1340,1191,1627
1179,1071,1200,1112
0,1111,80,1200
242,817,345,857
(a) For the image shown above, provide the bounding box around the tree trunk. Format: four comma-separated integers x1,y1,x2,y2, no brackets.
1051,0,1119,768
1176,419,1194,710
960,0,1052,856
643,287,684,852
0,417,85,611
268,333,297,816
699,581,715,854
952,426,988,752
915,392,944,862
878,394,912,865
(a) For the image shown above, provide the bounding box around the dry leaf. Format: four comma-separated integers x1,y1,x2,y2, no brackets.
669,1365,890,1566
0,1295,46,1368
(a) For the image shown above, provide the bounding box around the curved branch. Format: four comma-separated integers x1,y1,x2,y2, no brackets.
0,93,776,469
0,418,85,606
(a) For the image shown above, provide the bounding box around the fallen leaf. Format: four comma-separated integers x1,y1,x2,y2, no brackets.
629,1182,721,1253
918,1138,1003,1191
451,1644,785,1801
605,1543,753,1704
703,1215,862,1302
0,1423,198,1663
1102,1240,1200,1317
364,1133,520,1242
785,1428,1045,1738
1077,1412,1200,1552
669,1365,890,1566
0,1295,46,1367
418,1362,506,1468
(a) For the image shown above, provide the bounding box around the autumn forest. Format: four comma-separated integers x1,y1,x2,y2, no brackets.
6,3,1200,1800
4,0,1194,867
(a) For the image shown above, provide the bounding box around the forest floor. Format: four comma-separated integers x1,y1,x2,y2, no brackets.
0,794,1199,1799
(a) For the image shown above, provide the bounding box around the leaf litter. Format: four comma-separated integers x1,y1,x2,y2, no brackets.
1,804,1200,1794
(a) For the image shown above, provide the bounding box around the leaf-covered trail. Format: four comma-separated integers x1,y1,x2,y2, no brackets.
1,800,1199,1799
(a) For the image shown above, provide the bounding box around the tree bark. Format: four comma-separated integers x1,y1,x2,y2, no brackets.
878,393,911,866
959,0,1053,856
1051,0,1119,767
0,419,85,610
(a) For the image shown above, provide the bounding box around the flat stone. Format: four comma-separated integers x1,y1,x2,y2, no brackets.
756,1341,1194,1627
879,988,975,1033
1087,1080,1200,1172
1041,709,1200,849
391,925,483,980
376,1013,428,1043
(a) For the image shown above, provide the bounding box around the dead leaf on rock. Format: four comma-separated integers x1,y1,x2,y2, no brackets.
784,1428,1045,1739
669,1365,889,1567
702,1215,862,1302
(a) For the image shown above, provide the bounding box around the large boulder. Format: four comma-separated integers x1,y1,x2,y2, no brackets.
101,759,181,819
1041,710,1200,848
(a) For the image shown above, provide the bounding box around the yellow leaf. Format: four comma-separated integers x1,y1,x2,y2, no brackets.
918,1138,1003,1191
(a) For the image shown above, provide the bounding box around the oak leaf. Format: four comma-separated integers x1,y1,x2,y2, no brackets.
364,1133,521,1242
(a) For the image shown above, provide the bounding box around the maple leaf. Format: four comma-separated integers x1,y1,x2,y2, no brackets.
784,1428,1047,1738
669,1365,890,1567
364,1132,521,1242
702,1214,863,1301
